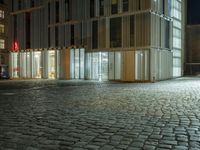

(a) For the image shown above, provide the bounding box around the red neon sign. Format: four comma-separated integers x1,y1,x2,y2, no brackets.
11,41,19,52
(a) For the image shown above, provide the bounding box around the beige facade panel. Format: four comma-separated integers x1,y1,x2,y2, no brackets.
122,51,135,81
136,13,150,47
60,48,70,79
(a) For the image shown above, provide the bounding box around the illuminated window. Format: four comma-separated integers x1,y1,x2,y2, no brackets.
0,39,5,49
0,10,4,19
0,24,4,33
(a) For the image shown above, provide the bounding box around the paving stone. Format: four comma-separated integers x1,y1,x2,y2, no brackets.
173,146,188,150
131,142,144,148
143,145,156,150
100,145,114,150
85,145,100,150
25,147,39,150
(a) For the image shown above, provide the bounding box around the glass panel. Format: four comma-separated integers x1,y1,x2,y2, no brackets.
80,48,85,79
165,21,170,48
75,49,80,79
144,50,149,80
48,50,55,79
135,51,143,80
85,53,91,79
11,53,19,78
33,51,42,78
21,52,26,78
56,50,60,79
70,48,75,78
92,53,99,79
26,52,31,78
115,52,121,80
101,52,108,80
108,52,115,80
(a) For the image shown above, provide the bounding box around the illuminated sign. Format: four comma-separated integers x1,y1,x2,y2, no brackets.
11,40,19,52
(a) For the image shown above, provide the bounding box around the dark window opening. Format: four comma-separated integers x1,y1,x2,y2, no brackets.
110,17,122,48
92,21,98,49
165,21,170,48
0,0,4,4
71,25,74,45
90,0,95,18
130,16,135,47
56,1,59,23
138,0,141,10
48,3,50,24
31,0,34,7
99,0,104,16
25,12,31,49
12,0,14,11
163,0,165,14
111,0,118,14
80,23,82,45
18,0,22,10
123,0,129,12
14,15,17,39
65,0,72,21
55,27,58,47
48,28,50,47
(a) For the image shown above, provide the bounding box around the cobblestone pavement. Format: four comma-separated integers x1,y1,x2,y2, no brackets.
1,78,200,150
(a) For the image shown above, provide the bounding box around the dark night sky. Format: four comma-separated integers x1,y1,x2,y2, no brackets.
187,0,200,25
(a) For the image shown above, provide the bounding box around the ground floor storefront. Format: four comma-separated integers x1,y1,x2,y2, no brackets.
9,48,173,82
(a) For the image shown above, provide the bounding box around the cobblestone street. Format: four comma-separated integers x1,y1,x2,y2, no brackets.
1,78,200,150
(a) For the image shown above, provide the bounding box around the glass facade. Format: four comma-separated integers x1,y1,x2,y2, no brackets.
172,0,182,77
10,50,60,79
85,52,122,81
135,50,150,81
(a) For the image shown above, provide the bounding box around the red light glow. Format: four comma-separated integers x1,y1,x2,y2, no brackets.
12,41,19,52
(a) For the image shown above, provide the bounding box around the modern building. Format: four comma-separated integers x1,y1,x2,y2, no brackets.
185,0,200,75
0,0,8,66
9,0,185,81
